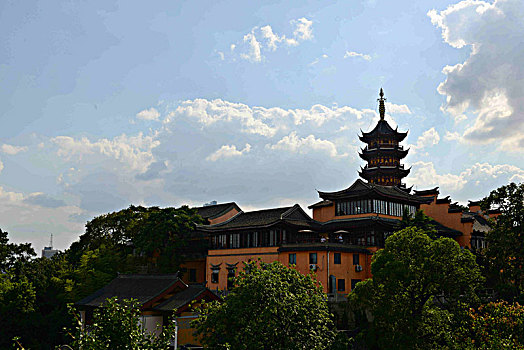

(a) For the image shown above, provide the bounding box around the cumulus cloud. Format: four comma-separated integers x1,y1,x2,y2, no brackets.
24,193,67,208
409,127,441,152
136,107,160,121
267,132,345,158
230,18,313,62
429,0,524,151
344,51,372,61
408,161,524,198
1,144,28,155
292,17,313,41
206,144,251,161
51,133,159,172
0,185,83,250
385,102,411,114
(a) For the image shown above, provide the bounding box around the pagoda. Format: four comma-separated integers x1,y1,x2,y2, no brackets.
358,89,410,187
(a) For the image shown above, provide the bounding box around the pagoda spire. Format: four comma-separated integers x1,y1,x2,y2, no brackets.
358,88,410,187
378,88,386,120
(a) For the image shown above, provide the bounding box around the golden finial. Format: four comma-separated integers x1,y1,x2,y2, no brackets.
378,88,386,120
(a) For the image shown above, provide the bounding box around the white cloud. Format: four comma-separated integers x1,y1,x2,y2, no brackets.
1,144,28,155
385,102,411,114
444,131,462,142
409,161,467,192
410,127,441,151
344,50,372,61
51,133,159,172
206,144,251,162
292,17,313,41
232,18,313,62
136,107,160,121
409,161,524,197
429,0,524,151
240,32,262,62
267,132,345,158
166,98,374,137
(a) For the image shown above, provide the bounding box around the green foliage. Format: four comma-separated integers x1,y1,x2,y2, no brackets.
193,261,336,350
481,182,524,302
349,227,482,349
455,301,524,349
68,205,203,273
67,297,175,350
0,228,35,273
398,209,437,237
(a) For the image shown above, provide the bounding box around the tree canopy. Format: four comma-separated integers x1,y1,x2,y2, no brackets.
193,261,336,350
481,182,524,302
349,227,482,349
67,297,176,350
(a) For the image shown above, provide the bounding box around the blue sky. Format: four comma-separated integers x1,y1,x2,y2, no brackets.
1,0,523,250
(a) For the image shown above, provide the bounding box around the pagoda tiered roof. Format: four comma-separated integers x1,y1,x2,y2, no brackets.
358,165,411,180
359,119,408,143
359,145,409,161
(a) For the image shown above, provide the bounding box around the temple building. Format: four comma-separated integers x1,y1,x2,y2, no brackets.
182,89,496,297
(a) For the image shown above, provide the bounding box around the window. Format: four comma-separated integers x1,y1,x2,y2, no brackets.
334,253,341,264
189,268,196,282
353,254,360,265
231,234,240,248
211,270,219,284
227,268,235,289
289,253,297,265
309,253,317,264
351,279,362,291
337,279,345,292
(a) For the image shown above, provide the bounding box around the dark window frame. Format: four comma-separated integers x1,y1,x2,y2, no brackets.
337,279,345,292
309,253,317,264
333,252,341,264
289,253,297,265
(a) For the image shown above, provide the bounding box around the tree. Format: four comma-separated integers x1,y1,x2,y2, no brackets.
481,182,524,302
454,301,524,349
67,205,203,273
398,209,437,236
193,261,336,350
0,228,35,273
66,297,176,350
349,227,482,349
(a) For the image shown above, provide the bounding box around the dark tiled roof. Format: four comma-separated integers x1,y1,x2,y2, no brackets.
317,179,430,204
461,212,491,233
76,274,182,307
200,205,313,231
413,187,439,196
359,120,408,142
154,284,211,311
194,202,240,219
308,200,333,209
436,196,451,204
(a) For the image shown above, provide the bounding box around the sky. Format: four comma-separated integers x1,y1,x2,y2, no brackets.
1,0,523,251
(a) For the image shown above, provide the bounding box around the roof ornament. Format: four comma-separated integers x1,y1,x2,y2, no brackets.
378,88,386,120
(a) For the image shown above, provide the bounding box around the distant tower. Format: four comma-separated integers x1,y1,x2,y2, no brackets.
42,233,59,258
358,89,410,187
